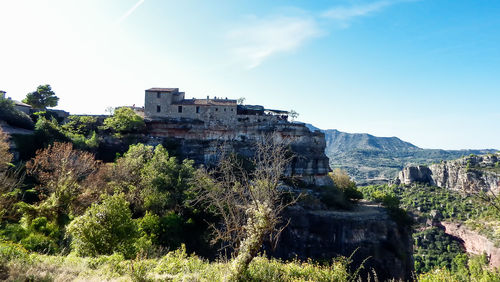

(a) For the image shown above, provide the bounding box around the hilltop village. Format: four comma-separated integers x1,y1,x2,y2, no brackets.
142,87,289,125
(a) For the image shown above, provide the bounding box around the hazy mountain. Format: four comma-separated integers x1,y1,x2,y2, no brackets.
306,124,498,185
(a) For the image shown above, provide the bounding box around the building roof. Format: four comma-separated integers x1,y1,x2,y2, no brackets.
146,88,179,92
173,99,237,106
12,100,31,108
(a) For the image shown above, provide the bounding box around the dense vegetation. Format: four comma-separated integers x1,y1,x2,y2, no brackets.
359,183,500,278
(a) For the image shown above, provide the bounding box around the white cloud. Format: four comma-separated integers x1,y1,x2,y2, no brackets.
227,16,322,69
321,0,404,21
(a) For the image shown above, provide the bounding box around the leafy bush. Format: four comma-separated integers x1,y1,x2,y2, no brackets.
101,107,145,135
112,144,195,216
62,116,99,136
329,168,363,202
67,193,139,258
0,240,29,262
0,224,27,242
0,97,34,129
418,253,500,281
31,110,64,124
20,233,58,254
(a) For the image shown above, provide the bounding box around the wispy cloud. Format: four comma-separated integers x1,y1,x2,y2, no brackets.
227,16,322,69
321,0,405,21
227,1,410,69
115,0,145,25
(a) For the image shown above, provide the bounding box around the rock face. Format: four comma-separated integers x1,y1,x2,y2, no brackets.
146,119,332,186
270,204,414,281
397,165,434,185
441,221,500,268
396,153,500,193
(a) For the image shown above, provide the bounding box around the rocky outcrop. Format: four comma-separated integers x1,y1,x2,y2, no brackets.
146,118,332,186
441,221,500,268
397,165,434,185
270,204,413,281
395,153,500,193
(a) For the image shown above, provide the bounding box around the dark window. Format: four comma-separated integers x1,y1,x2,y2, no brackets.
156,105,161,112
196,106,200,113
157,92,161,98
215,108,218,111
224,108,226,111
231,108,233,111
178,106,182,113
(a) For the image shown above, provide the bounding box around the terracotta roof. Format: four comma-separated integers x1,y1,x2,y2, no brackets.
146,88,179,92
173,99,237,106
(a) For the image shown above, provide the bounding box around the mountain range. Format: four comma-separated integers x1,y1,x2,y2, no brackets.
306,124,498,185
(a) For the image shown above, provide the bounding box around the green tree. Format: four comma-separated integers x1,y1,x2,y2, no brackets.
66,193,138,258
101,107,145,135
23,84,59,109
110,144,194,216
24,142,101,221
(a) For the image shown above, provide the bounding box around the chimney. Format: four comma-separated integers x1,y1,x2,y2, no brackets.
207,95,209,101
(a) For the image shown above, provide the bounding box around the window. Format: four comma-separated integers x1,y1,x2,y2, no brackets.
178,106,182,113
224,108,226,111
231,108,234,111
157,92,161,98
215,108,218,111
196,106,200,113
156,105,161,112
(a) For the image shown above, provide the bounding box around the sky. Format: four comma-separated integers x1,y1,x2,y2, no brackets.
0,0,499,150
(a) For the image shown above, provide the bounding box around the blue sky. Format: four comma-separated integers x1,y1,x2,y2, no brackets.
0,0,499,149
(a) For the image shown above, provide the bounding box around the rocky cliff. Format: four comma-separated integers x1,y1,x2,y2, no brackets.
270,203,414,280
396,153,500,193
146,118,332,186
440,221,500,268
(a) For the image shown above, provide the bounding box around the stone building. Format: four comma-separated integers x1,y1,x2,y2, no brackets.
144,87,288,124
0,90,32,114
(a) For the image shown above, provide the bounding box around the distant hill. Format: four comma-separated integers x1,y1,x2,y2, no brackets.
306,124,498,185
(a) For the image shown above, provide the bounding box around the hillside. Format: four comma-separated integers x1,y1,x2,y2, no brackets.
306,124,497,185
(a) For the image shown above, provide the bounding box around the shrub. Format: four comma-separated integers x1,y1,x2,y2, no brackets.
67,193,139,258
101,107,145,135
0,240,29,262
20,233,58,254
0,97,34,129
61,116,99,136
318,186,352,210
329,168,363,202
